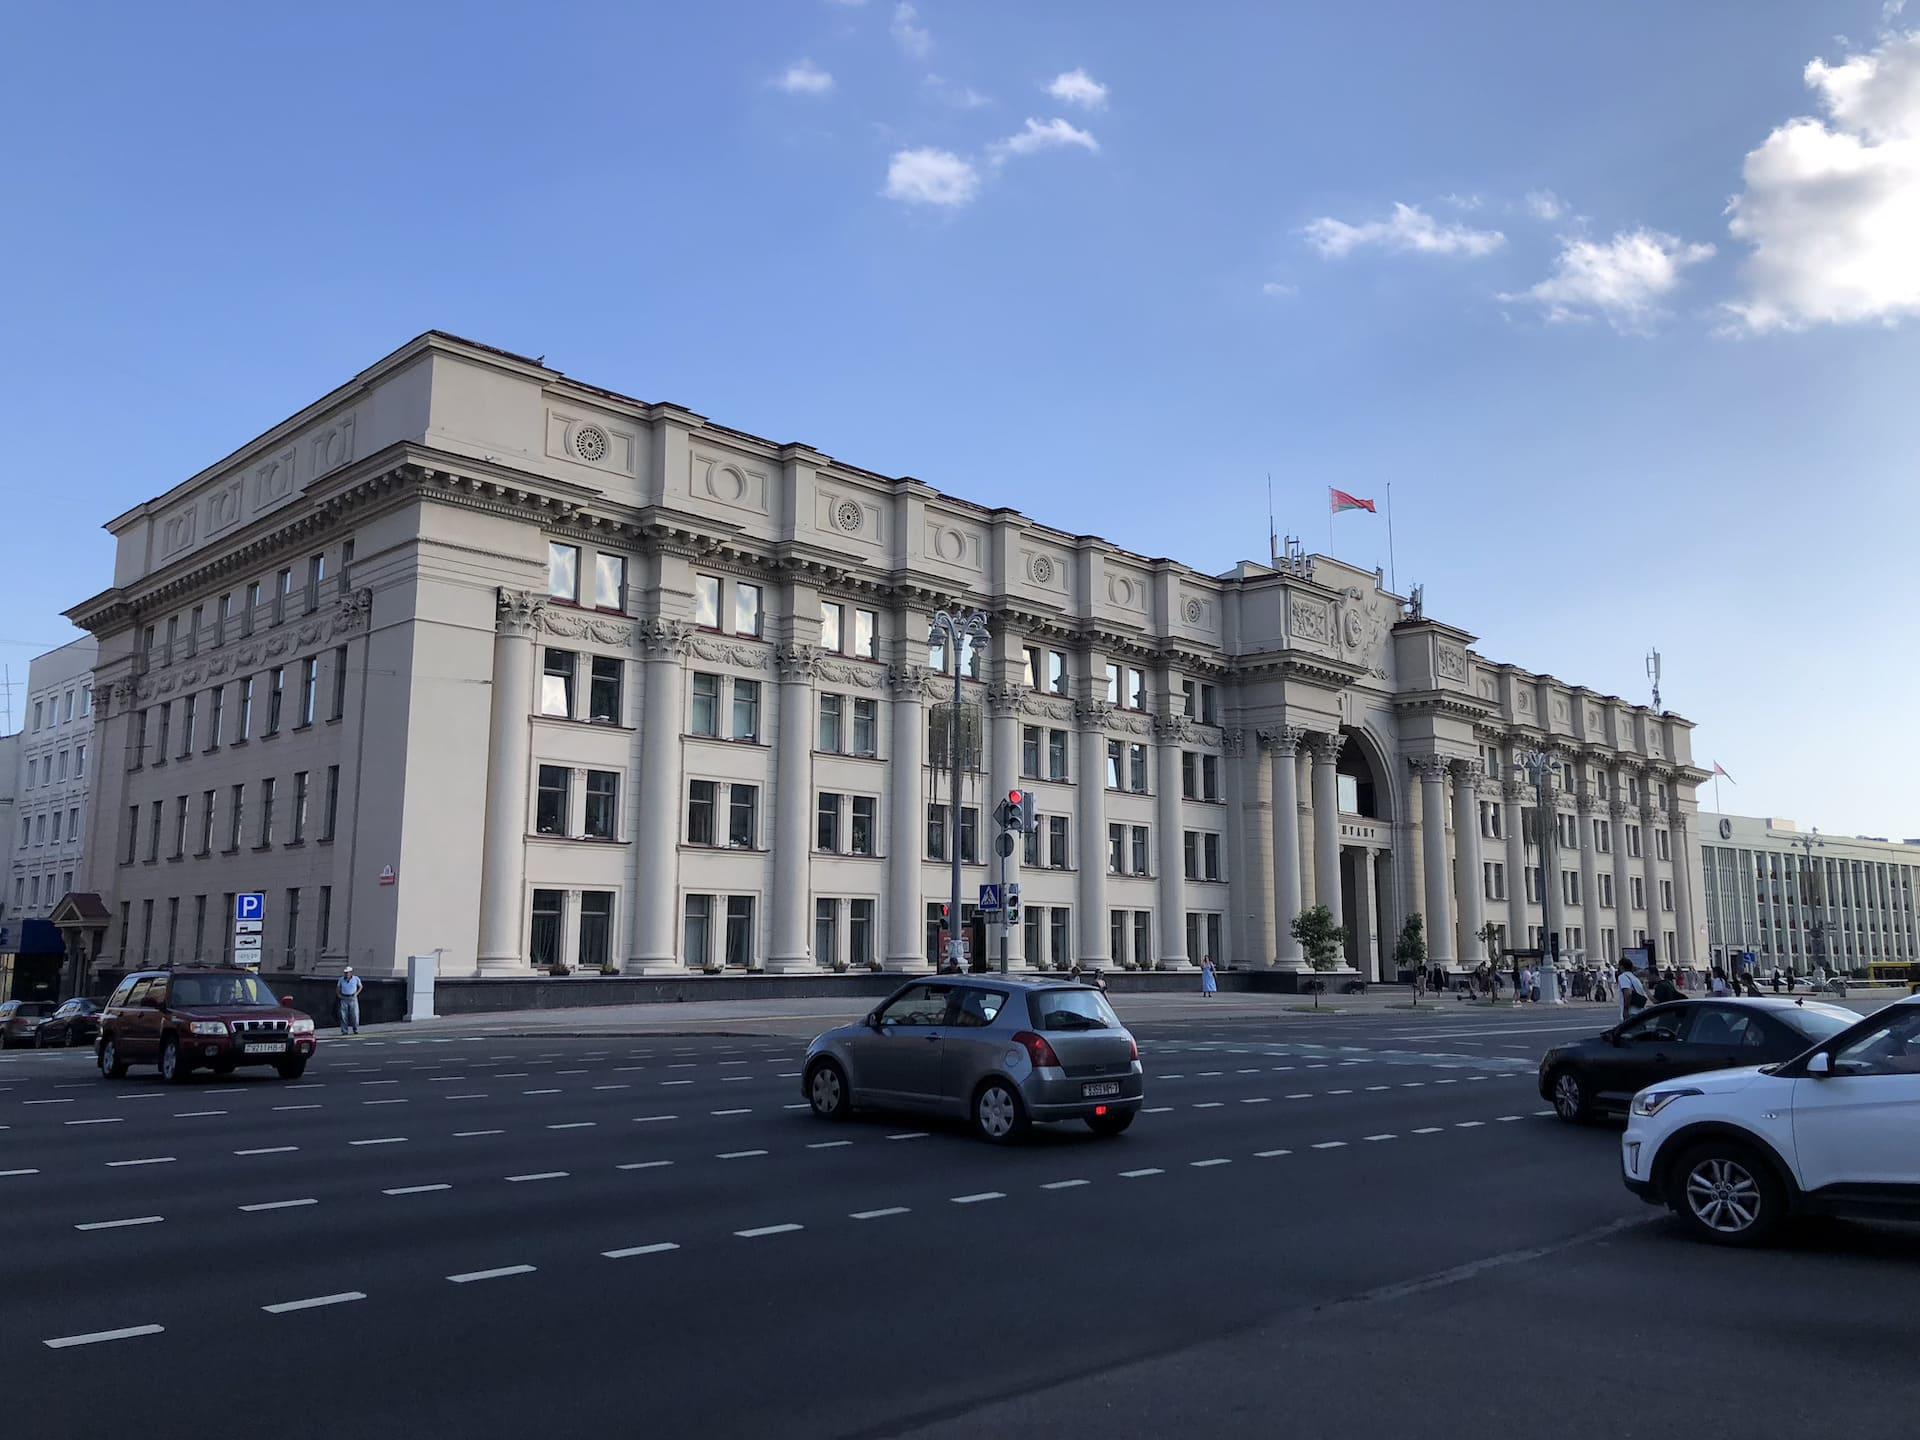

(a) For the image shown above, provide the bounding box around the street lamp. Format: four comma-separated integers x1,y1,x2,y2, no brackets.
1788,827,1826,980
1515,745,1565,1004
929,604,991,972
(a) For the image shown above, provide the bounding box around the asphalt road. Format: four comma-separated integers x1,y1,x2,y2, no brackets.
1,1004,1912,1439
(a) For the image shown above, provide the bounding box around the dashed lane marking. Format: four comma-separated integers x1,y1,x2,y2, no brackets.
350,1137,408,1146
603,1243,680,1258
264,1293,365,1314
453,1130,503,1138
951,1192,1005,1204
1413,1127,1444,1135
1255,1149,1292,1158
736,1223,803,1238
239,1198,318,1212
851,1208,910,1221
1364,1134,1397,1142
807,1140,852,1149
1042,1179,1090,1190
384,1184,451,1195
1190,1158,1231,1168
1311,1141,1348,1150
505,1172,569,1183
717,1150,767,1160
547,1122,596,1131
106,1157,175,1168
76,1216,164,1231
1120,1168,1163,1178
235,1146,297,1156
448,1265,536,1284
45,1325,164,1349
616,1160,674,1171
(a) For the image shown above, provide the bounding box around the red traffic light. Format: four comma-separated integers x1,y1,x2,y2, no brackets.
1008,789,1023,806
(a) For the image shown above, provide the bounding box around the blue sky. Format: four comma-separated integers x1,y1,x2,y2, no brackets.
3,1,1918,834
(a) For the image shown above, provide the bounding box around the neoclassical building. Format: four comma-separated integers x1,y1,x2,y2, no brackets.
68,333,1709,980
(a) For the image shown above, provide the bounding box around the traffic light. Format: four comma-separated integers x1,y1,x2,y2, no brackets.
998,790,1035,834
1005,883,1022,927
1016,789,1036,833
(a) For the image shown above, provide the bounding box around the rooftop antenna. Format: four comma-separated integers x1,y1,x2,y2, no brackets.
0,664,13,733
1646,647,1663,712
1267,474,1278,567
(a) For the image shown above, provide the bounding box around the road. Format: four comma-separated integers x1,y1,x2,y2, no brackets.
2,1002,1911,1439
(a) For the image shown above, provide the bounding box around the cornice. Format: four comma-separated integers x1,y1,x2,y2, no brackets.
1392,688,1497,722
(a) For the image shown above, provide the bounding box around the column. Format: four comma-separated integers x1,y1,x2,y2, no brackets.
1499,782,1525,960
1543,791,1566,959
883,664,928,970
629,618,691,972
477,590,543,973
1267,727,1305,967
1671,813,1698,967
1222,730,1248,964
1075,699,1110,964
1640,795,1661,960
1412,755,1456,968
1577,795,1604,966
1309,731,1345,921
987,681,1024,967
1242,732,1275,968
1296,748,1316,910
1609,796,1635,954
767,645,821,972
1450,759,1484,966
1153,711,1188,969
1359,844,1380,977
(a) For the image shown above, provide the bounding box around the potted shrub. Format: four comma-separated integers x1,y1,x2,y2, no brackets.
548,961,573,977
599,961,620,976
701,960,723,975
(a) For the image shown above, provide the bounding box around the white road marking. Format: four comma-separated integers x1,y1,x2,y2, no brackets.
851,1207,910,1220
951,1191,1005,1204
1366,1086,1391,1092
632,1115,676,1124
361,1079,399,1086
669,1063,697,1069
274,1104,323,1112
66,1118,123,1126
45,1324,164,1349
235,1146,298,1156
1311,1141,1348,1150
1240,1097,1271,1105
2,1167,41,1177
547,1122,596,1131
717,1149,767,1160
1120,1168,1163,1178
1190,1158,1231,1168
364,1099,408,1106
1193,1101,1224,1109
1255,1149,1292,1158
172,1110,227,1118
76,1215,164,1230
782,1103,810,1111
106,1157,175,1168
444,1094,487,1100
1042,1179,1090,1190
736,1223,803,1238
448,1265,536,1283
1413,1126,1444,1135
1197,1071,1223,1077
384,1184,451,1195
807,1140,852,1149
1144,1106,1174,1114
1434,1079,1458,1085
240,1198,318,1212
263,1292,365,1314
1327,1089,1353,1095
350,1136,409,1146
1496,1115,1525,1123
1535,1109,1556,1117
661,1080,693,1087
711,1108,751,1117
1286,1093,1313,1100
504,1171,568,1183
557,1069,588,1076
603,1242,679,1258
1456,1121,1485,1128
24,1098,75,1105
523,1088,561,1096
616,1160,674,1171
1401,1082,1426,1088
592,1085,629,1092
886,1132,927,1141
1365,1134,1397,1142
452,1129,503,1138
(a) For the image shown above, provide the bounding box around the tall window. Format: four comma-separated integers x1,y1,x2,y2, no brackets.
542,650,575,717
193,895,207,960
238,677,254,740
1026,646,1045,690
291,771,309,843
208,687,224,750
817,793,841,851
578,892,613,969
732,581,763,636
589,656,622,724
729,785,759,848
147,801,162,860
960,806,980,863
276,568,293,624
1104,663,1121,704
1131,825,1150,876
732,679,761,742
1048,730,1069,781
820,694,844,753
1129,744,1148,793
1048,815,1070,869
584,770,619,839
695,575,721,628
228,784,245,850
851,698,877,756
1109,823,1125,875
244,581,261,635
820,601,845,653
330,646,348,720
156,702,171,761
815,900,838,969
188,605,203,655
854,608,878,660
217,592,233,644
725,896,755,968
536,765,570,835
318,886,332,954
305,553,325,612
1127,667,1147,710
1022,726,1041,777
690,673,719,736
594,553,626,610
258,778,276,846
1048,651,1067,695
299,657,318,725
181,694,197,756
530,890,564,968
75,741,86,777
548,542,580,601
928,803,949,861
322,765,340,840
1050,908,1070,964
684,895,712,968
265,667,284,734
849,900,875,968
687,780,717,845
850,796,876,856
199,790,216,855
172,796,188,857
1133,911,1152,967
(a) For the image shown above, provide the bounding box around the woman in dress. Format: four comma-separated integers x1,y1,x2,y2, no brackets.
1200,954,1218,997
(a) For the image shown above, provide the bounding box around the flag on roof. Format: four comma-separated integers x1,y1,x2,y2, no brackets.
1329,487,1376,515
1712,762,1736,783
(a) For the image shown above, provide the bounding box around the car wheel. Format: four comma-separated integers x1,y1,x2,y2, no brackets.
1669,1141,1785,1246
1085,1108,1135,1137
972,1079,1029,1145
275,1057,308,1081
159,1037,188,1085
99,1037,128,1079
806,1061,849,1121
1548,1068,1589,1124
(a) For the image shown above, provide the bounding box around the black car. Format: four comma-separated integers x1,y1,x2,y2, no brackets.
0,1000,56,1048
1539,997,1859,1122
34,998,102,1048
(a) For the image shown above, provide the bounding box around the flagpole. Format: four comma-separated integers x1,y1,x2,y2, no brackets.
1714,773,1721,814
1327,487,1333,556
1267,473,1277,567
1386,482,1397,596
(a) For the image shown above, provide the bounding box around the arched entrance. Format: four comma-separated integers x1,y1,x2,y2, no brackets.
1336,727,1396,980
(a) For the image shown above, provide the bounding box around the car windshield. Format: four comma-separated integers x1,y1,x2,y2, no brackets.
1783,1008,1856,1042
1029,988,1121,1031
169,974,281,1008
12,1002,53,1017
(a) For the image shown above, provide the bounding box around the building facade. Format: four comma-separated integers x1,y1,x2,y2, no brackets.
68,333,1709,980
6,638,96,922
1699,812,1920,975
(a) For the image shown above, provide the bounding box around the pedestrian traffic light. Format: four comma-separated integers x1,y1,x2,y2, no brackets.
1005,883,1022,927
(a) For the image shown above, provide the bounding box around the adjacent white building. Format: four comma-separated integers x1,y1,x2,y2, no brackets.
6,638,96,920
67,333,1710,981
1699,812,1920,975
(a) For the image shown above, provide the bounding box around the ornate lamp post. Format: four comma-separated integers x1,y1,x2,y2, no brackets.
1516,745,1565,1004
1789,827,1826,978
929,605,991,971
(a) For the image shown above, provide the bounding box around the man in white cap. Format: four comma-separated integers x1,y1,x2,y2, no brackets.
335,965,363,1036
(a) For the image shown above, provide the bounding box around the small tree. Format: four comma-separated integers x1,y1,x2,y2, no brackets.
1474,921,1502,1005
1394,913,1428,1007
1291,904,1347,1010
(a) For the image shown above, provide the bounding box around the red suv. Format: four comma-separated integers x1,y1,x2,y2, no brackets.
97,968,318,1082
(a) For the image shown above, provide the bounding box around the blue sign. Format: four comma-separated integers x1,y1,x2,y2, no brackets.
234,892,266,923
977,883,1002,914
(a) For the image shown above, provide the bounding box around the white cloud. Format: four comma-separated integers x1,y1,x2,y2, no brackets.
1302,202,1506,259
884,147,978,207
1261,281,1298,299
826,0,868,6
989,116,1099,163
773,59,834,96
891,2,932,59
924,74,991,108
1440,191,1484,210
1524,189,1568,221
1046,68,1109,110
1723,29,1920,332
1501,228,1715,333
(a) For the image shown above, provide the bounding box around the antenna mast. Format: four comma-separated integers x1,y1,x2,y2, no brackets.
1646,648,1663,712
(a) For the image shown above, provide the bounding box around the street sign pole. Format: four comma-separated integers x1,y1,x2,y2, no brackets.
998,827,1010,976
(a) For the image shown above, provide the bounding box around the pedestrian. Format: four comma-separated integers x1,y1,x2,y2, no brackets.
1528,966,1541,1004
1511,957,1524,1007
1069,962,1084,985
1617,958,1648,1021
335,965,363,1036
1771,967,1783,993
1199,954,1218,998
1709,967,1731,997
1652,968,1683,1005
1091,968,1108,994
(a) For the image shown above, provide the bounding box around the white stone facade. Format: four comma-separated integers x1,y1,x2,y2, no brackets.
6,638,97,920
1699,813,1920,974
68,333,1710,980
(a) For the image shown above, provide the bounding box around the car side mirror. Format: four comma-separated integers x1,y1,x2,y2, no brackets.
864,1011,882,1029
280,996,295,1007
1807,1052,1832,1077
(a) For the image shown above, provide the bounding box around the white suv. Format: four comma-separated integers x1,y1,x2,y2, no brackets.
1622,994,1920,1245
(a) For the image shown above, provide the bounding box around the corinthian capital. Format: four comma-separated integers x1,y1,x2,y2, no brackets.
1256,724,1305,756
887,663,932,700
1073,698,1114,730
986,681,1027,718
1154,712,1196,745
1408,753,1451,781
1307,730,1346,765
495,588,547,639
1449,756,1484,783
637,617,694,659
775,643,824,683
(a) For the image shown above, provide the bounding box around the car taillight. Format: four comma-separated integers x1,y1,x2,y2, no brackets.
1013,1031,1062,1069
1129,1037,1139,1062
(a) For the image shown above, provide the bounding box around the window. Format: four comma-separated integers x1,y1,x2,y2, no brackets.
74,741,85,777
928,634,950,674
238,677,254,741
732,678,761,742
1048,729,1069,781
317,887,331,954
548,542,580,601
166,897,180,963
62,688,75,723
187,604,203,655
578,770,617,839
1600,873,1614,907
1026,646,1045,690
683,895,714,968
725,896,755,968
228,784,245,850
728,785,759,848
1048,650,1068,695
851,697,878,756
1105,663,1121,705
1627,824,1642,858
258,777,276,847
244,581,261,635
1110,910,1127,964
1023,819,1040,867
691,673,720,736
960,806,980,863
166,616,178,660
733,582,763,637
207,686,224,749
1631,876,1645,911
1563,869,1581,906
330,647,348,720
820,601,844,653
322,766,339,840
1048,814,1070,870
1182,678,1198,718
305,554,325,613
1128,667,1147,710
817,793,841,851
1131,825,1150,876
578,892,614,970
147,801,162,861
1484,860,1506,900
192,894,207,960
588,656,622,725
198,791,215,856
1109,823,1126,875
820,693,844,753
80,685,91,716
928,803,950,861
1022,726,1041,777
1107,740,1122,789
695,575,721,629
850,796,876,856
530,889,564,968
156,702,171,761
1134,911,1152,966
1130,743,1149,793
1183,831,1223,881
1182,752,1197,799
815,900,838,969
266,667,284,734
854,607,878,660
542,650,576,718
276,567,293,624
1660,878,1674,912
1656,828,1671,861
1830,1007,1920,1076
1594,818,1610,853
67,807,79,844
299,657,318,725
218,592,233,644
537,765,571,836
1050,908,1071,963
850,900,875,968
594,553,626,611
288,770,310,843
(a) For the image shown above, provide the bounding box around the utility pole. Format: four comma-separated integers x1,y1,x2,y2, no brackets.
1517,745,1565,1004
1790,827,1826,976
928,605,990,972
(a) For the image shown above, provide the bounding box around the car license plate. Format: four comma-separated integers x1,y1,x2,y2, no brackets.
1082,1081,1121,1098
243,1042,284,1055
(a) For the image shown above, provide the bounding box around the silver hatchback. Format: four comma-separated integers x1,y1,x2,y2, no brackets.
801,978,1145,1142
